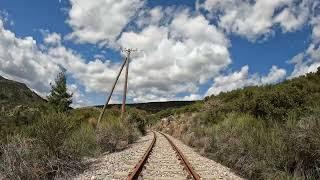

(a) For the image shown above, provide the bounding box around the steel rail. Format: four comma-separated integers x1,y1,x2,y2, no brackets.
159,132,201,180
127,131,157,180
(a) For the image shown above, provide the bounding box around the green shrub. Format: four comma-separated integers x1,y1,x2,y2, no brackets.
0,135,49,179
0,134,84,179
97,117,139,152
126,109,146,135
26,112,75,154
287,114,320,178
154,68,320,179
63,124,100,157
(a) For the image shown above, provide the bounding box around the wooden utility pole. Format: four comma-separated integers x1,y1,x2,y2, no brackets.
121,48,137,118
97,48,136,126
97,57,128,126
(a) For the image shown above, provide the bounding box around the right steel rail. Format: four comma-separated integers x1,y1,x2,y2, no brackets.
159,132,201,180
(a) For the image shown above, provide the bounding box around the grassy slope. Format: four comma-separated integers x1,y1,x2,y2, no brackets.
96,101,196,113
0,76,150,179
0,76,45,110
153,68,320,179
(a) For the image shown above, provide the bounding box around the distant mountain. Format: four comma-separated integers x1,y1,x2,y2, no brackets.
0,75,45,110
96,101,196,113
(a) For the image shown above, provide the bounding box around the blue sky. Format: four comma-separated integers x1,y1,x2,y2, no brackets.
0,0,319,107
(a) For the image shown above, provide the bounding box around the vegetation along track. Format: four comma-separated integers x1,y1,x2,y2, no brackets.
127,131,201,180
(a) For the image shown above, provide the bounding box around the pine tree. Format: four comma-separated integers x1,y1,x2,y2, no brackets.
47,71,72,112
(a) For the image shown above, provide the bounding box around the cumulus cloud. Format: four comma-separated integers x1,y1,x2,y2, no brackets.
44,32,62,45
67,84,91,108
2,0,319,106
0,18,123,106
0,20,61,96
310,13,320,43
261,65,287,84
46,46,124,93
289,43,320,78
200,0,313,41
205,65,286,96
118,9,231,102
183,94,202,101
66,0,144,46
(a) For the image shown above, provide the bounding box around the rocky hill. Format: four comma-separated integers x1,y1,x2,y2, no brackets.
0,75,45,111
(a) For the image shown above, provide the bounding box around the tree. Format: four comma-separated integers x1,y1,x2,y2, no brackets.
47,71,72,112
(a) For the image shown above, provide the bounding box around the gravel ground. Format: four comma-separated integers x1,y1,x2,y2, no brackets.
165,133,244,180
73,131,244,180
140,132,189,180
73,133,154,180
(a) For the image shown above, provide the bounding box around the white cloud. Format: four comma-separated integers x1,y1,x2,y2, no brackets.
289,43,320,78
274,0,310,32
118,9,231,102
200,0,313,41
44,32,62,45
285,1,320,78
0,19,61,96
0,18,122,106
67,84,91,108
261,65,287,84
66,0,144,46
3,0,318,106
183,94,202,101
310,13,320,43
205,65,286,96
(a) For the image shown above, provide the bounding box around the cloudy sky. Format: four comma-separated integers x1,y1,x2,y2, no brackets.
0,0,319,107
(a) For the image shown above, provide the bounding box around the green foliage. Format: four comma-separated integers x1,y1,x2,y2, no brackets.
156,69,320,179
125,108,147,135
203,69,320,123
0,135,50,179
96,117,139,152
0,134,83,179
1,71,150,179
26,112,76,154
63,124,100,157
0,76,45,111
0,105,147,179
47,71,72,112
146,102,203,125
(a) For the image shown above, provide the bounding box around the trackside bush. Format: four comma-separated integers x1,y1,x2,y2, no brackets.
96,117,139,152
155,69,320,179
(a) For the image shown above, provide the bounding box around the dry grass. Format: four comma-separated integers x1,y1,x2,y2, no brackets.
0,107,146,179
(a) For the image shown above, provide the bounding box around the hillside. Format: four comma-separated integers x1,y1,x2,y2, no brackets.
96,101,196,113
0,75,45,110
153,67,320,179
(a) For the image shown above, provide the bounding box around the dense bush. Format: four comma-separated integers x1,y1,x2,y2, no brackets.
0,135,83,179
0,135,50,179
156,69,320,179
63,124,100,157
125,108,147,135
0,106,146,179
26,112,76,154
97,117,139,152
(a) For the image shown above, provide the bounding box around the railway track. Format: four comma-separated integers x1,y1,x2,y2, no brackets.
74,131,242,179
127,131,200,180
